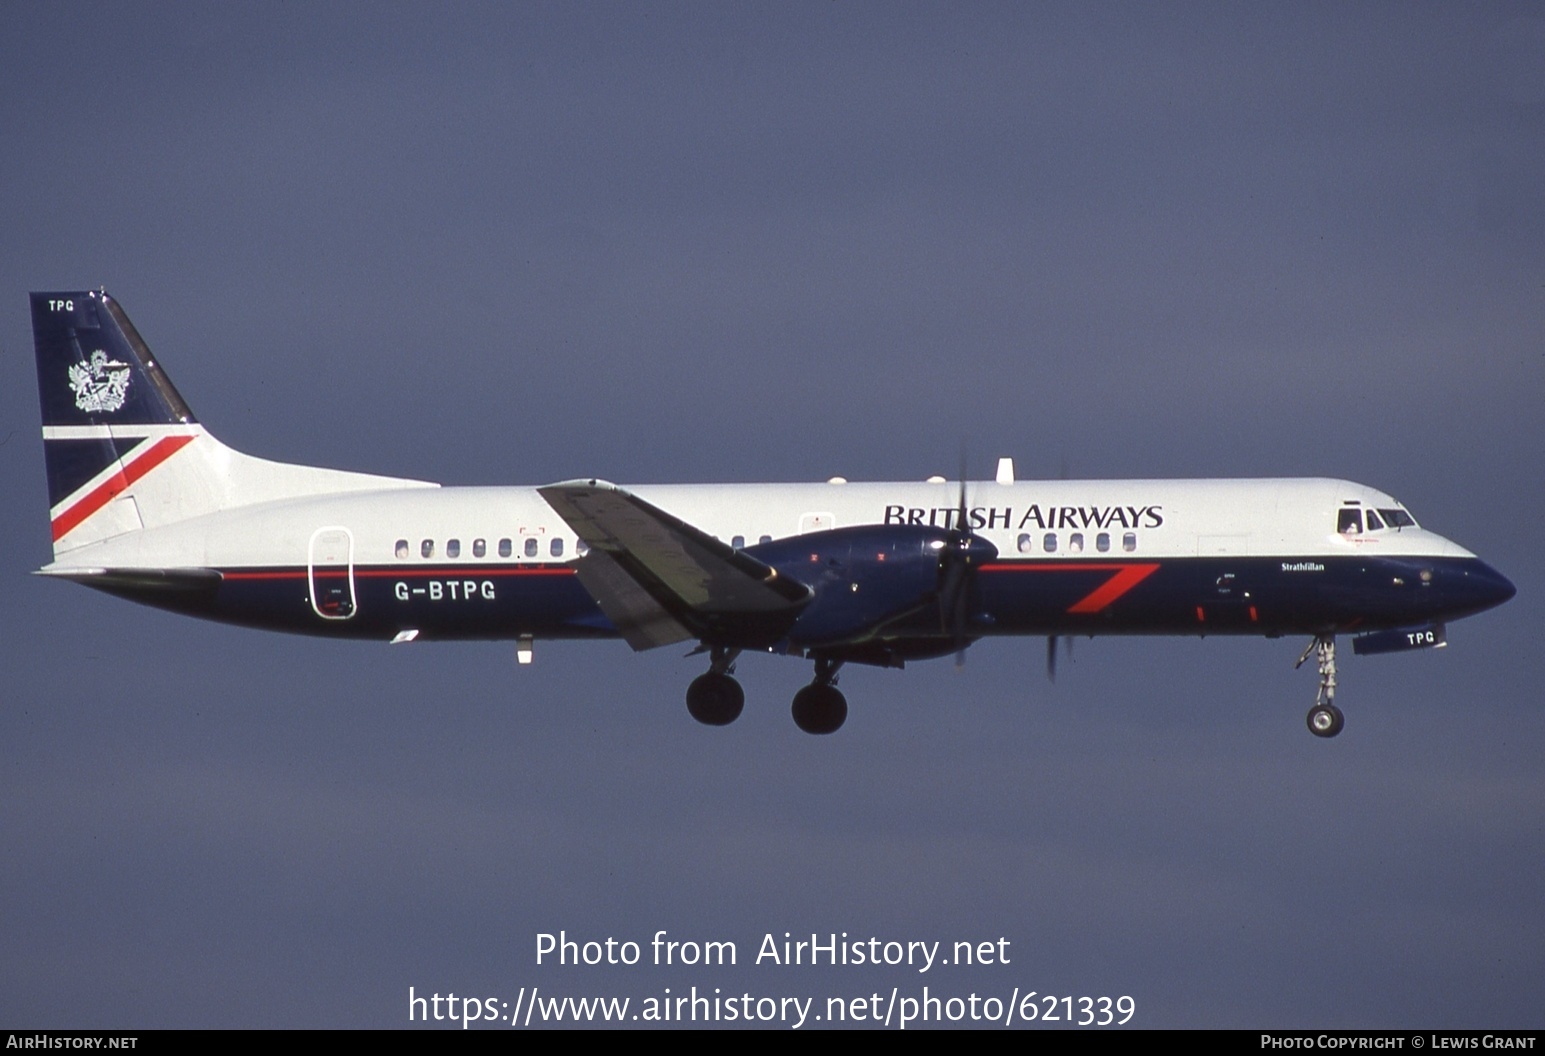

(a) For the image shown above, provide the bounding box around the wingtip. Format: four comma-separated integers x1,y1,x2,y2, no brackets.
540,478,619,492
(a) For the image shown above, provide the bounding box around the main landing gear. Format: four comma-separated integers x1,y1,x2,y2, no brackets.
686,647,744,726
791,657,847,735
683,650,848,734
1296,634,1344,738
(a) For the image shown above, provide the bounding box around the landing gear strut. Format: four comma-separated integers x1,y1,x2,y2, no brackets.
1296,634,1344,738
792,656,847,735
686,647,744,726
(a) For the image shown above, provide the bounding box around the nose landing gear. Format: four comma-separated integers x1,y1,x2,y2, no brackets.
1296,635,1344,738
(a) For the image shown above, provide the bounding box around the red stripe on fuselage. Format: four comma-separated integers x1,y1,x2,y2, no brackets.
221,566,578,581
50,435,196,542
980,561,1161,613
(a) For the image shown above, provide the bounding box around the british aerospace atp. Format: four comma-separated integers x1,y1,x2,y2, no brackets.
30,291,1515,736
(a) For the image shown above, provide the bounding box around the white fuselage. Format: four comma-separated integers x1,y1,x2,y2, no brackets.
49,474,1467,575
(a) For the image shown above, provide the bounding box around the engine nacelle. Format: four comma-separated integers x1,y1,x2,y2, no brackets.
745,525,957,648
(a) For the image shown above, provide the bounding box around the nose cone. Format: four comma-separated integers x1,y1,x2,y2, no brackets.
1478,562,1517,609
1445,560,1516,618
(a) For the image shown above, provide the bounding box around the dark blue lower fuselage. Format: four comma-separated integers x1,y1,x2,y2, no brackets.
85,555,1515,651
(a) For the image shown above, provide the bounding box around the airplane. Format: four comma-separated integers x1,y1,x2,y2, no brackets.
29,289,1515,737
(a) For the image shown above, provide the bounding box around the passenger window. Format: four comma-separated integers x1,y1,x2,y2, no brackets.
1364,510,1385,531
550,538,564,557
1096,532,1110,553
1337,509,1362,535
395,539,409,559
498,538,512,558
420,539,434,559
732,535,745,550
473,538,486,558
1123,532,1137,552
1017,533,1033,553
1068,533,1084,553
447,539,461,558
524,537,539,558
1043,533,1058,553
759,535,772,545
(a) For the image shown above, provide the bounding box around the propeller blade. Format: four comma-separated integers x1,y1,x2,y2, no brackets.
1045,635,1075,683
937,450,997,669
939,560,964,634
951,568,971,666
955,450,969,538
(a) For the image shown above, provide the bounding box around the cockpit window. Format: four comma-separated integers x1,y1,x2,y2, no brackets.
1364,509,1385,531
1337,509,1362,535
1379,508,1417,529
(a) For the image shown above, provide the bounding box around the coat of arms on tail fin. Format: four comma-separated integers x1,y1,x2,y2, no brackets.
67,349,132,413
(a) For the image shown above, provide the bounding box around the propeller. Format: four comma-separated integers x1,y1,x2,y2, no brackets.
937,455,998,668
1046,634,1073,682
1045,453,1076,683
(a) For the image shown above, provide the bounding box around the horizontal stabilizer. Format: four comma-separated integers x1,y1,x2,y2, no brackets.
35,565,223,594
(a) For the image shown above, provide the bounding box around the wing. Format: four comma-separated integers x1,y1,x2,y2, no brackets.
538,479,810,650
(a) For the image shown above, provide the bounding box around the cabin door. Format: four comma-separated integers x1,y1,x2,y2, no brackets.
308,526,357,620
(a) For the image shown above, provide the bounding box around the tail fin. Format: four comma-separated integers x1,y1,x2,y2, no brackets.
31,290,433,557
32,291,204,551
33,291,196,430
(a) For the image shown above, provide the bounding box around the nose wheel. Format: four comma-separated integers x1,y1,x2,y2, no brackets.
1307,702,1344,737
792,656,847,734
1296,635,1344,738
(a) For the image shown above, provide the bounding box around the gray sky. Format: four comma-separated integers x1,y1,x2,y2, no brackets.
2,2,1541,1028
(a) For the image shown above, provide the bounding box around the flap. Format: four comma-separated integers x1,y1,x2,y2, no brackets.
538,479,810,649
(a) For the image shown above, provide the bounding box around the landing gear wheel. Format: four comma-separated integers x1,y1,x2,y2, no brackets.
1297,635,1343,740
1307,703,1344,738
686,673,744,726
791,683,847,735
